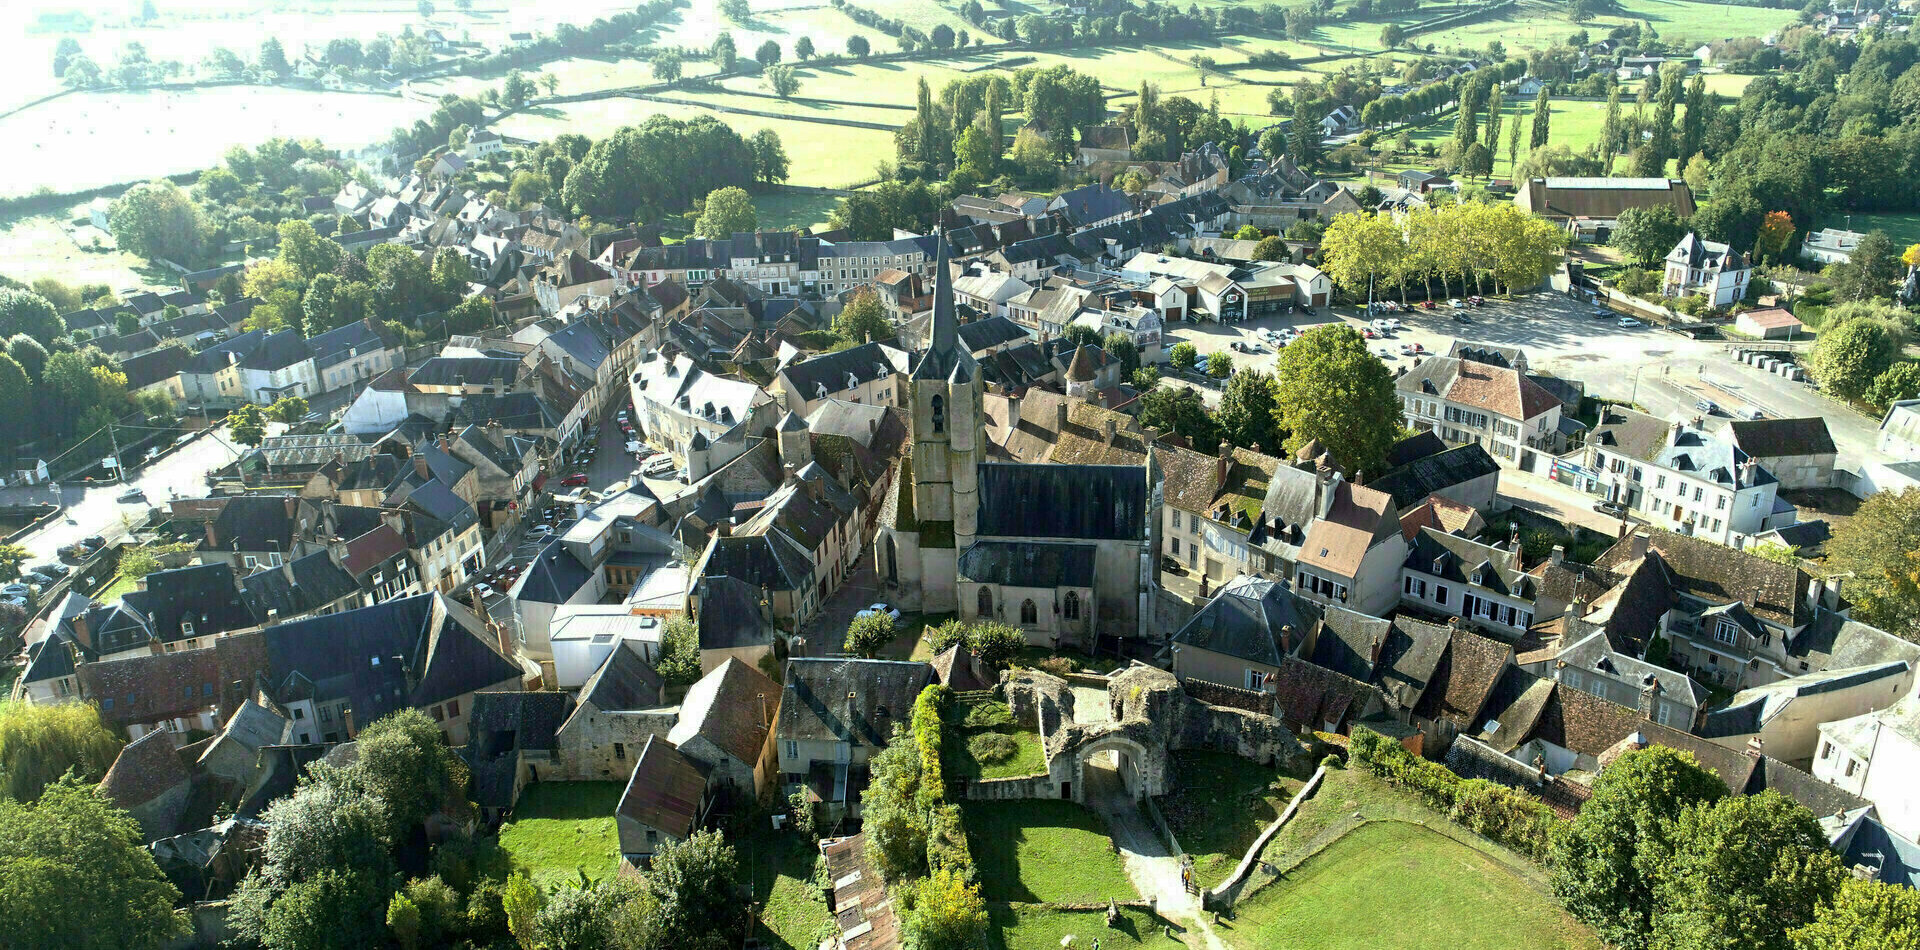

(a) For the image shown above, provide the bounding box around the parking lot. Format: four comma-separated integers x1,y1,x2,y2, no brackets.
1159,291,1890,467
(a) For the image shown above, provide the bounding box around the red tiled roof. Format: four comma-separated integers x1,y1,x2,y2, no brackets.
341,524,408,577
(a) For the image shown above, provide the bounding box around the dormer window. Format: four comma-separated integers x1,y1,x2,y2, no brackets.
1715,619,1739,645
1431,556,1446,575
181,621,194,636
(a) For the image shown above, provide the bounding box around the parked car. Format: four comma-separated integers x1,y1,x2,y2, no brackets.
1594,500,1629,518
560,472,590,487
20,571,51,586
1617,317,1643,328
1159,555,1185,575
1378,347,1394,358
1418,300,1437,310
642,456,677,478
82,535,106,549
1,595,26,609
1449,298,1465,309
117,488,145,503
1591,308,1612,319
1467,295,1484,306
471,582,493,598
856,603,903,622
1453,312,1472,323
1694,399,1721,415
1738,405,1766,421
1,584,30,598
34,563,69,578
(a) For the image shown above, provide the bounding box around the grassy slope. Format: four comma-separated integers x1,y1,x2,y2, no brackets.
947,726,1048,780
734,823,836,950
1155,750,1307,888
1227,822,1601,950
987,905,1186,950
495,782,624,889
962,800,1136,904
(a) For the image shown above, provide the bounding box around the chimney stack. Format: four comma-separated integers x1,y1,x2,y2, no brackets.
1626,531,1650,562
1368,634,1382,667
70,612,92,651
413,450,431,480
1550,544,1565,566
1056,401,1068,432
1745,735,1765,759
1103,418,1117,445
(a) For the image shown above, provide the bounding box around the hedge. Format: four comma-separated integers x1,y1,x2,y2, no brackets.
911,684,975,880
1348,727,1560,864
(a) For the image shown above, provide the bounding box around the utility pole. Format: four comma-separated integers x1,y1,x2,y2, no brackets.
107,419,124,484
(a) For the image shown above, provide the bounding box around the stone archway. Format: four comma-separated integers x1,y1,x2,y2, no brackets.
1051,730,1161,807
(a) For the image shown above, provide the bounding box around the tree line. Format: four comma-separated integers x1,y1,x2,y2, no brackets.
1319,203,1569,302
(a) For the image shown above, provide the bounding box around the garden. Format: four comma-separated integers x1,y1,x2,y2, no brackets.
943,696,1048,781
734,820,838,950
987,904,1185,950
961,800,1136,904
493,781,624,889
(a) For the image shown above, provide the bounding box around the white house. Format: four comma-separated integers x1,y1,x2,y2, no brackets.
1664,232,1750,307
1583,408,1789,546
1396,356,1564,470
1813,685,1920,841
1802,228,1864,266
464,129,507,161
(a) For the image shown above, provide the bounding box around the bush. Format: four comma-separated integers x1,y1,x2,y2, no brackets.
1037,656,1073,678
961,702,1014,731
1320,753,1343,771
967,732,1018,764
1348,728,1558,864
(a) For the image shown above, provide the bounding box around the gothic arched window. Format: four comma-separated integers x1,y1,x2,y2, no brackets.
977,585,993,619
1064,590,1081,621
1021,599,1038,625
930,394,945,433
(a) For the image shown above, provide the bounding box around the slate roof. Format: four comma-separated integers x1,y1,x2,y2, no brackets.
1405,527,1530,597
777,658,933,750
1369,444,1500,510
976,462,1146,540
1595,529,1810,628
702,533,813,592
239,331,311,372
668,658,781,765
1171,575,1323,668
956,316,1028,351
511,538,596,605
1415,624,1512,725
696,575,775,652
121,563,254,645
259,594,520,721
121,345,194,391
957,540,1096,587
1702,661,1912,740
409,356,521,388
577,645,665,712
1727,417,1837,458
618,735,711,838
203,496,297,554
239,551,362,621
1588,405,1672,460
1787,608,1920,669
100,730,192,815
1385,431,1449,468
306,319,394,369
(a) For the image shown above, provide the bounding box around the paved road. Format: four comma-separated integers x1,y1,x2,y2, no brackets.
9,424,255,565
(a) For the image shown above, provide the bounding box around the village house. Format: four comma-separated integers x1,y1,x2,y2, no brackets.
775,658,934,816
1664,232,1751,307
1397,356,1564,470
1581,407,1789,546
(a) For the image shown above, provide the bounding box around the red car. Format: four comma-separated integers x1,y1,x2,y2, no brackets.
1418,300,1437,310
560,473,590,487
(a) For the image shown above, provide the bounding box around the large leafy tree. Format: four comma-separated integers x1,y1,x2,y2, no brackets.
1271,325,1401,474
0,288,66,345
1551,746,1727,950
1792,878,1920,949
1653,792,1842,950
0,777,187,950
1808,311,1902,402
844,612,897,657
1612,205,1689,268
109,180,204,262
833,288,893,344
342,709,466,838
1217,369,1280,453
695,186,758,239
861,737,929,881
898,868,988,950
643,830,744,950
1136,385,1220,454
0,700,122,802
1826,486,1920,639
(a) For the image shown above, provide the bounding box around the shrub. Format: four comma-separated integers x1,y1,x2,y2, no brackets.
962,702,1014,731
1037,656,1073,678
1321,753,1343,771
1349,728,1558,863
967,732,1017,764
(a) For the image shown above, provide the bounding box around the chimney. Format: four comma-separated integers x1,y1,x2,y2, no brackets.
413,450,431,480
1823,575,1843,611
1249,442,1261,456
1626,531,1650,562
70,611,92,651
1055,401,1068,432
1745,735,1764,759
342,706,357,738
1278,624,1294,655
1368,634,1382,667
1103,418,1117,445
1509,525,1522,555
1669,418,1685,445
806,476,824,502
1806,575,1823,614
1533,754,1548,783
715,520,731,538
1550,544,1565,566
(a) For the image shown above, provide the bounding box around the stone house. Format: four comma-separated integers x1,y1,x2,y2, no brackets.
1812,686,1920,841
770,341,908,418
617,735,714,866
555,647,674,782
1399,528,1540,639
1726,417,1837,492
666,658,781,798
1292,476,1406,618
775,658,933,815
1664,232,1750,307
1397,356,1564,470
1170,574,1325,691
1703,660,1913,764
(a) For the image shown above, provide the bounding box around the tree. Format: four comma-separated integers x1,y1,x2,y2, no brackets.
0,288,66,345
1529,86,1552,149
695,187,758,240
1233,225,1263,241
763,63,799,98
1462,141,1493,178
502,872,544,950
1010,127,1054,179
1833,231,1903,303
1507,102,1524,173
446,295,495,335
1793,878,1920,950
1551,746,1727,950
845,612,896,657
834,288,892,344
751,128,790,186
0,354,29,444
795,37,814,60
656,616,702,685
347,710,465,838
954,125,997,181
1136,385,1221,454
228,403,268,446
109,181,203,262
847,35,870,58
1809,314,1901,403
266,396,308,424
1867,361,1920,410
259,37,290,78
755,40,781,68
1103,333,1140,378
0,701,121,803
1613,205,1688,268
8,335,47,381
1289,85,1322,170
278,220,342,281
645,830,745,950
899,868,987,950
1754,211,1796,266
712,33,737,71
931,24,956,49
1252,235,1288,261
1654,793,1842,950
1827,486,1920,639
502,70,535,107
1217,370,1279,451
651,50,682,82
0,777,186,950
1380,24,1405,46
862,736,928,881
1207,351,1233,378
1169,341,1197,370
1271,325,1402,473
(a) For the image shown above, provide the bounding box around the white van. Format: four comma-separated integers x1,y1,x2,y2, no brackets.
1738,406,1765,421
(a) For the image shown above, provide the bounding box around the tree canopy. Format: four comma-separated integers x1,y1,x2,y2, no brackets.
0,700,122,803
1826,486,1920,640
0,777,187,950
695,187,757,239
1271,325,1402,473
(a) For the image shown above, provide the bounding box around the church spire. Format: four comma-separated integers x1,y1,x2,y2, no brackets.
912,229,972,381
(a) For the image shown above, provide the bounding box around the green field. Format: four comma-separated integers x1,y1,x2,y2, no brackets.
987,905,1186,950
1375,97,1687,182
945,722,1048,781
755,190,844,232
962,800,1137,904
495,782,624,890
1314,0,1795,54
1155,751,1308,888
0,207,169,294
1229,822,1601,950
650,0,991,63
1823,213,1920,248
735,823,836,950
496,98,894,188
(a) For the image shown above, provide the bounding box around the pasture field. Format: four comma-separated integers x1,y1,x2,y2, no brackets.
1313,0,1794,54
1379,97,1689,181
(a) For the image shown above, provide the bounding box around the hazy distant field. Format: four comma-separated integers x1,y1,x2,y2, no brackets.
1314,0,1796,53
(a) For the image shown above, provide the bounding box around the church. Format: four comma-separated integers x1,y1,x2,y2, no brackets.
874,235,1152,649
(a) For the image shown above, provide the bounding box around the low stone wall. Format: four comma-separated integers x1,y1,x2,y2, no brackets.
1180,678,1273,717
1064,671,1113,689
1207,765,1326,910
963,772,1056,800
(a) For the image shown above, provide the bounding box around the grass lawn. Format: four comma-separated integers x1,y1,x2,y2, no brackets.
97,573,139,603
1315,0,1793,54
945,696,1048,780
734,823,835,950
1226,822,1601,950
755,190,842,233
0,208,172,294
495,782,624,890
1826,212,1920,248
962,800,1136,904
1155,751,1307,888
986,905,1186,950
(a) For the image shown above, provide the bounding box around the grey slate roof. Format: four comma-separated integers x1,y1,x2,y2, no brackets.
261,594,519,723
578,643,664,712
122,563,254,646
1369,443,1500,509
702,534,813,592
239,551,362,620
779,342,902,400
957,540,1097,587
1171,575,1323,668
696,576,776,651
977,462,1146,541
1727,417,1837,458
777,658,933,749
409,356,522,388
512,539,596,605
